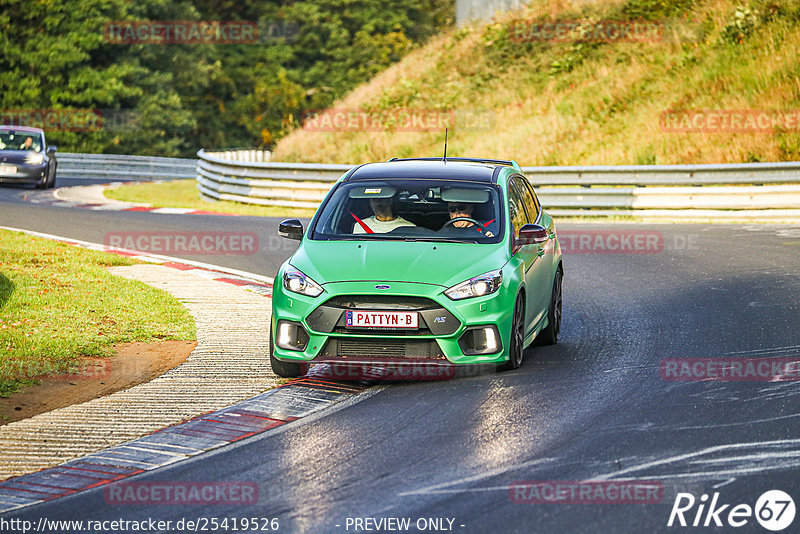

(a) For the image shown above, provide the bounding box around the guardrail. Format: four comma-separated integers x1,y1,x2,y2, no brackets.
197,149,349,209
196,150,800,220
58,152,196,181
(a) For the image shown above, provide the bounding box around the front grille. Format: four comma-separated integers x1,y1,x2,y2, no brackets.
318,338,445,360
332,325,434,335
306,295,460,336
340,339,407,358
322,295,438,310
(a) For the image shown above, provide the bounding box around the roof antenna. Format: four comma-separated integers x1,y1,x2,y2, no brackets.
442,128,448,163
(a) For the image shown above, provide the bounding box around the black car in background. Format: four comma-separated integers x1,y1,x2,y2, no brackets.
0,125,57,189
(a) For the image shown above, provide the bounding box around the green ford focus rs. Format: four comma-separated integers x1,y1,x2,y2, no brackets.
270,157,563,378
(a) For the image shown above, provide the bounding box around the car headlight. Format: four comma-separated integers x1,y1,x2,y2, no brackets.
26,153,44,165
444,269,502,300
283,267,323,297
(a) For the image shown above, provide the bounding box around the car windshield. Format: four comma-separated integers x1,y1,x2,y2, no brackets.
0,131,43,151
310,179,503,243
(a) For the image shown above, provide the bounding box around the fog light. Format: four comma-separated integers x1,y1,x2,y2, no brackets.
458,325,502,356
275,320,309,351
484,328,498,352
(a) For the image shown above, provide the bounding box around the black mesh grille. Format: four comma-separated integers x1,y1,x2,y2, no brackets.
322,295,438,310
332,325,434,335
339,339,408,358
318,338,445,360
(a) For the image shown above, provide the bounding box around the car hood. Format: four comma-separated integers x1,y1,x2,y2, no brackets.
0,151,41,163
290,239,509,288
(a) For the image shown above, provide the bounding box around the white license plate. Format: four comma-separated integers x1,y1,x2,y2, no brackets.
0,164,17,175
345,310,418,329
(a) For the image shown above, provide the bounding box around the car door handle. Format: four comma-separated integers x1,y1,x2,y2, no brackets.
537,247,545,257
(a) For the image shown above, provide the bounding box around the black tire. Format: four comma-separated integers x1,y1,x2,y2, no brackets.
499,293,525,372
269,336,304,378
46,164,56,189
535,266,563,346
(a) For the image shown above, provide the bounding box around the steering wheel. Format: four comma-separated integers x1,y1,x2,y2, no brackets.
442,217,482,229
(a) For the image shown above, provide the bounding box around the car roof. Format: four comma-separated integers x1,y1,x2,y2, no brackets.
0,125,45,134
346,159,519,184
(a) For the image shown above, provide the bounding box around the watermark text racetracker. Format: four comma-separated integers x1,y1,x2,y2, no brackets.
104,20,298,44
1,108,142,132
509,480,663,504
104,232,258,256
310,360,502,382
1,109,102,132
0,357,112,381
660,109,800,133
104,481,257,505
558,230,698,254
301,108,495,132
660,357,800,381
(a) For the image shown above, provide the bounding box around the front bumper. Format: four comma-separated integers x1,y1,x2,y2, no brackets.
271,280,515,365
0,162,47,185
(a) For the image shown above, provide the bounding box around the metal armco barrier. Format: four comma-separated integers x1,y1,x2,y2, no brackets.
196,150,800,220
197,149,349,209
58,152,196,181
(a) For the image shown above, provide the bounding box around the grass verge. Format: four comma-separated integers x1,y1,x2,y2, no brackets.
104,180,317,219
273,0,800,165
0,230,195,397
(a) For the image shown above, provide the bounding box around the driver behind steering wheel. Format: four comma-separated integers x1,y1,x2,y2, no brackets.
446,201,495,237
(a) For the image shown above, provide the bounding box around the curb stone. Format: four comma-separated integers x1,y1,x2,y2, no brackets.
0,376,366,514
24,183,239,216
0,230,372,513
0,264,278,482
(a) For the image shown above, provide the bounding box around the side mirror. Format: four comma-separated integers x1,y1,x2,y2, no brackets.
278,219,304,240
47,145,57,153
518,223,548,245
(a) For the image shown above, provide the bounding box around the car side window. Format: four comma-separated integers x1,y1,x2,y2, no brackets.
507,180,528,235
514,176,540,223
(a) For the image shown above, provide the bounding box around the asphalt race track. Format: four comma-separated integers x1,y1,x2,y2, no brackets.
0,178,302,276
2,182,800,533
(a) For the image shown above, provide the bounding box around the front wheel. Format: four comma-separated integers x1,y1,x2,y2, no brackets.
499,293,525,372
46,164,57,189
535,267,563,346
269,337,305,378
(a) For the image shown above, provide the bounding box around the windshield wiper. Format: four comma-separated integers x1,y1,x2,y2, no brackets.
402,237,479,243
317,234,409,241
359,234,409,240
315,234,479,243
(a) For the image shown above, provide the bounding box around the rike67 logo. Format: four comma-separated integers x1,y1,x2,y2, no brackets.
668,490,795,531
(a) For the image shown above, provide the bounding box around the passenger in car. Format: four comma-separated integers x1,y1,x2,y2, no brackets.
352,192,416,234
